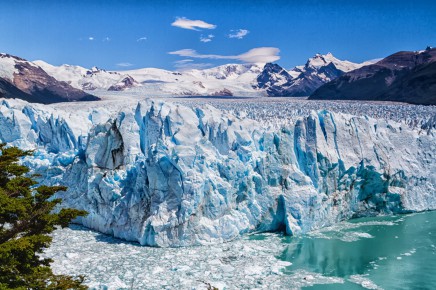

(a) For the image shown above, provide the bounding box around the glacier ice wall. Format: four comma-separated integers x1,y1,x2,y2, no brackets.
1,98,435,247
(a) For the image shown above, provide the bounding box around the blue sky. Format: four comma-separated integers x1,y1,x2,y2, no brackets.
1,0,435,70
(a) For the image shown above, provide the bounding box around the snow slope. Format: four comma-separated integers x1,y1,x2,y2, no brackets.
33,61,132,91
0,53,22,81
1,98,435,247
34,61,264,96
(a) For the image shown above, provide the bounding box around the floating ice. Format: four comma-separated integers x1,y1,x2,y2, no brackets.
349,274,383,290
283,269,345,288
308,220,396,242
401,248,416,256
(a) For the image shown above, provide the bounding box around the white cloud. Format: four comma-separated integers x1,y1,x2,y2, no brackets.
228,29,249,39
200,34,214,43
174,59,194,64
237,47,280,63
171,17,216,30
116,62,133,67
169,47,280,63
88,36,94,41
103,37,110,42
137,37,147,42
174,59,213,70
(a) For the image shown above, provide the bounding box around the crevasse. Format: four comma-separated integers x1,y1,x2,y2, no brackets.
1,98,435,247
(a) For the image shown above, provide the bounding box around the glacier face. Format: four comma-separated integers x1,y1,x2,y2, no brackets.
1,98,435,247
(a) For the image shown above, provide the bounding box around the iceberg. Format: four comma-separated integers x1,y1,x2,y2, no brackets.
1,98,435,247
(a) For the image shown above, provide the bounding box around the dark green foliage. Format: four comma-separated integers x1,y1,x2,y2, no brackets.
0,144,88,289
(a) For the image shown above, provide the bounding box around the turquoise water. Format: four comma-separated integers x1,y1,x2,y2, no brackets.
279,211,436,289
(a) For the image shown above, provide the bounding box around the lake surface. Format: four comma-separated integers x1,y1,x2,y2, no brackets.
279,211,436,289
44,211,436,289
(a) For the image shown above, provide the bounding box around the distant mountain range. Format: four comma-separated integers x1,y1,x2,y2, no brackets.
1,48,435,104
310,47,436,105
1,52,370,103
34,53,373,98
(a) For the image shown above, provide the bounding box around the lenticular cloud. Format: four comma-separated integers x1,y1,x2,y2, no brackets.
168,47,280,63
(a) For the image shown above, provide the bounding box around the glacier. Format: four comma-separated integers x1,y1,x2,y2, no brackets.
0,97,435,247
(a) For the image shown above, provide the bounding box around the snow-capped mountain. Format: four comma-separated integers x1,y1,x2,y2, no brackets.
255,63,295,96
257,53,374,96
108,76,140,91
0,53,98,103
310,47,436,105
304,52,371,72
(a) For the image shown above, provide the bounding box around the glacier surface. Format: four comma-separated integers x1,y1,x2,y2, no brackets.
0,97,435,247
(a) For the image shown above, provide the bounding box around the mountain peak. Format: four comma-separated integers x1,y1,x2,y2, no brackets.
91,66,102,72
313,52,334,58
0,53,26,61
304,52,374,73
306,53,340,70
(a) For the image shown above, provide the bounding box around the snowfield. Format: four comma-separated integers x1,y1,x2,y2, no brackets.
0,96,435,247
33,61,265,96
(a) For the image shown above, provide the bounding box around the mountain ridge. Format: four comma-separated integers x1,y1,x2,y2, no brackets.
309,47,436,105
0,53,99,104
5,49,434,104
256,53,373,96
33,53,369,97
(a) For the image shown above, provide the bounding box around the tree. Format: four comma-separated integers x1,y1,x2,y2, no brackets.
0,144,88,289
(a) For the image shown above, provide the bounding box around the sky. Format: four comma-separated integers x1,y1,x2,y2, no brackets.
1,0,435,71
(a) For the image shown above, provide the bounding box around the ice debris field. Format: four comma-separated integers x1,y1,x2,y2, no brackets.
41,223,346,290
